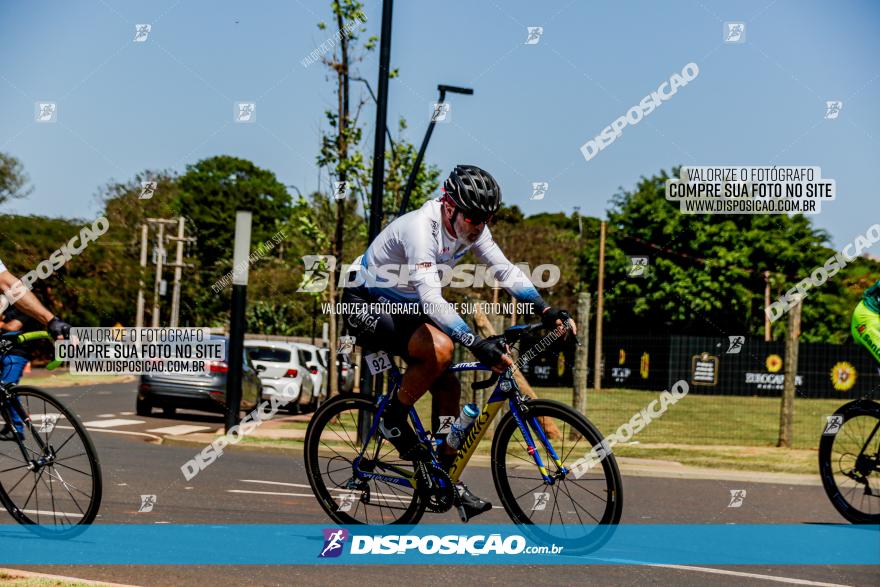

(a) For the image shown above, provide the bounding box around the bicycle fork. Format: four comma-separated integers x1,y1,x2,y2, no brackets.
510,401,567,485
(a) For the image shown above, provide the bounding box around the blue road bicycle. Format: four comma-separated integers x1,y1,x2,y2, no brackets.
304,323,622,553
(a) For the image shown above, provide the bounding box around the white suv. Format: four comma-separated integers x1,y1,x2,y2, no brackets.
291,343,327,405
245,341,315,413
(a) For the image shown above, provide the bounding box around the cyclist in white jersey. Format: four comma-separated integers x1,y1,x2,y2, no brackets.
0,257,72,439
341,164,575,519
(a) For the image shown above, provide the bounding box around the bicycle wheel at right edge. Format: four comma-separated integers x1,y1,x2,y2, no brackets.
304,394,426,525
0,386,102,538
492,399,623,555
818,398,880,524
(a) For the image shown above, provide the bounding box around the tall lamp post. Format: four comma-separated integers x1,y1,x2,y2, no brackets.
397,84,473,218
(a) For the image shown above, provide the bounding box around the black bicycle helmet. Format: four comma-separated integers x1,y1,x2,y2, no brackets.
443,165,502,216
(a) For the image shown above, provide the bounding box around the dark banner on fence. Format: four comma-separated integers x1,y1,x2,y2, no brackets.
522,333,879,399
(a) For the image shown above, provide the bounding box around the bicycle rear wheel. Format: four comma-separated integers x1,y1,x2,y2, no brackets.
304,395,425,525
492,399,622,554
0,386,102,537
818,399,880,524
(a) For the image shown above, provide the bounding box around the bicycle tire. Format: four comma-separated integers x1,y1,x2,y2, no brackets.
304,395,426,525
818,398,880,524
492,399,623,554
0,386,102,537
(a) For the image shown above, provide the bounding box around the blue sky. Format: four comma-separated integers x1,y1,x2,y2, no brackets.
1,0,877,248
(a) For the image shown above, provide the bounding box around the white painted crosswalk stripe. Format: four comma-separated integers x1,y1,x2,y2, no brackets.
82,418,145,428
147,424,212,435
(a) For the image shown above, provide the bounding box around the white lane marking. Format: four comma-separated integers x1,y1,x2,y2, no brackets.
647,564,853,587
55,425,162,442
30,413,62,421
147,424,211,435
120,411,135,416
96,413,116,418
80,419,145,428
20,509,84,519
229,489,326,498
235,481,504,508
54,393,71,397
229,489,412,505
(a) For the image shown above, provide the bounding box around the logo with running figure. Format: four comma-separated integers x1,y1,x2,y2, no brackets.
723,22,745,44
319,528,349,558
525,26,544,45
824,101,843,120
430,102,451,123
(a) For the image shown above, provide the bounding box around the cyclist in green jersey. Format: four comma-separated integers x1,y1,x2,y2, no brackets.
851,279,880,364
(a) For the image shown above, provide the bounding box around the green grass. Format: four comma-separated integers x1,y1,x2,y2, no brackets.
19,372,134,388
250,386,842,475
537,387,841,450
0,572,96,586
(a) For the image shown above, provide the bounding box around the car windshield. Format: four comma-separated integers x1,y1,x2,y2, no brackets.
247,347,291,363
316,350,328,368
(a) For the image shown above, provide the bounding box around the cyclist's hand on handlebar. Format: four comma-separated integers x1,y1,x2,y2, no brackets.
47,316,71,340
470,336,514,374
541,307,577,338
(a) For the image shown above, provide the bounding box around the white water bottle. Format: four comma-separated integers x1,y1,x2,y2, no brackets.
447,403,480,450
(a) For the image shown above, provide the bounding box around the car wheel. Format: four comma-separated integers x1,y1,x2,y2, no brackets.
136,396,152,417
162,406,176,417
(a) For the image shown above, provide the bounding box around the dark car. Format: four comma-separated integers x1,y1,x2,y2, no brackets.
136,335,263,417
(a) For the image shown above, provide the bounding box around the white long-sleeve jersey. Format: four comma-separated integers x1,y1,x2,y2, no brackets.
351,199,547,346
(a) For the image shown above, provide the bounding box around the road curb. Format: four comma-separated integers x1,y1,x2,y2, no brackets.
159,432,823,485
0,567,139,586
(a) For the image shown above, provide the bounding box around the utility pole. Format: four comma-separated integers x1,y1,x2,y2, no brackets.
573,292,591,429
151,222,165,328
359,0,394,441
136,224,148,328
593,221,606,390
146,217,191,328
225,211,252,433
778,294,802,448
169,217,196,327
764,270,772,342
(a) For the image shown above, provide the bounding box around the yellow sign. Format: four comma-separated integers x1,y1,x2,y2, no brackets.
618,349,626,365
831,361,857,392
640,352,650,379
766,354,783,373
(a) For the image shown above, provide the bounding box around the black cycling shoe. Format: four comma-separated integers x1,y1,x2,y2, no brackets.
454,481,493,522
378,411,421,457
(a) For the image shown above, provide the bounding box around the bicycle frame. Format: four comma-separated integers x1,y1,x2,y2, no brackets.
351,361,568,490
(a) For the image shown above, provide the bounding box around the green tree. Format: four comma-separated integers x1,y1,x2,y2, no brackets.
0,153,32,204
577,168,853,341
178,156,292,273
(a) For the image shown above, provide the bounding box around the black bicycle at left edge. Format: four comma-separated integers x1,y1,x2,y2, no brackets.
0,331,102,537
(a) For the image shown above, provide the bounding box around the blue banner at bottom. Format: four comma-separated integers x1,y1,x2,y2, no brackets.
0,524,876,565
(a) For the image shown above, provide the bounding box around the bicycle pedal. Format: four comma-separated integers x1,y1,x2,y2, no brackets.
457,504,469,523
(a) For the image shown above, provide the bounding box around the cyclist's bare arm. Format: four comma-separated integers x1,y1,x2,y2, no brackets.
0,270,55,326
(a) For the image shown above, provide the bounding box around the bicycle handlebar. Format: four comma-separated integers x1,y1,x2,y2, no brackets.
471,372,499,390
3,331,62,370
15,331,52,344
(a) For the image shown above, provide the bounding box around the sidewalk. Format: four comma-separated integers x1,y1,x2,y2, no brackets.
158,413,823,487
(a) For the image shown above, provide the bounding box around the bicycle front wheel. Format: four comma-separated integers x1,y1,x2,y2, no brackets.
0,386,102,537
304,395,425,525
492,399,623,554
818,399,880,524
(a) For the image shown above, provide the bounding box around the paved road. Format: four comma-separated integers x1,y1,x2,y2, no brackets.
3,382,877,586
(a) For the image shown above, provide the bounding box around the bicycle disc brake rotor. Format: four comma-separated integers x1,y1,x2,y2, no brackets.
424,466,455,513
